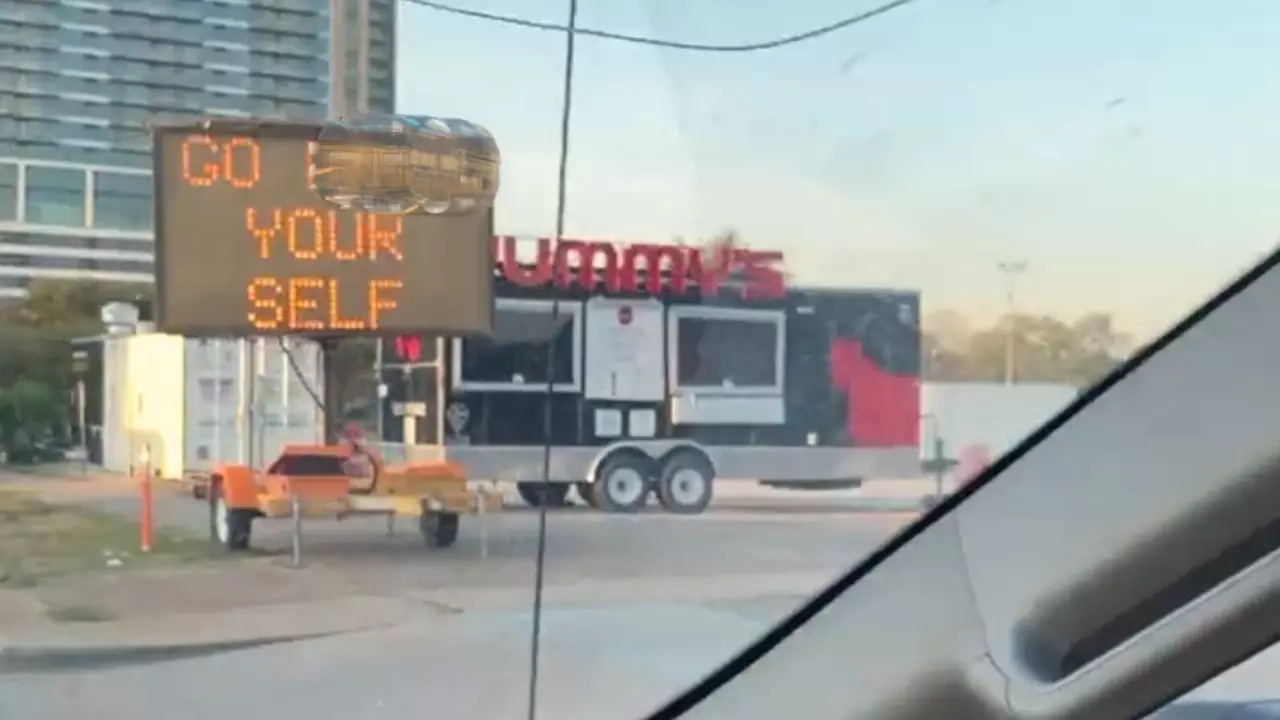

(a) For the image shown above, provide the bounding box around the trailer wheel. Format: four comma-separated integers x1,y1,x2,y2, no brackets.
208,478,253,551
516,482,569,508
420,511,460,548
592,452,652,513
655,450,715,515
575,481,598,509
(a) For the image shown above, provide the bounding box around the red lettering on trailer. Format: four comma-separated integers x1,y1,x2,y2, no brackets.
492,236,786,300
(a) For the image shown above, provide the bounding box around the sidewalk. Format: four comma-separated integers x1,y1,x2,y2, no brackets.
0,463,138,493
0,594,449,672
0,567,833,671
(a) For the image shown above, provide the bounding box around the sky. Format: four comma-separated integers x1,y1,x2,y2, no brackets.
396,0,1280,337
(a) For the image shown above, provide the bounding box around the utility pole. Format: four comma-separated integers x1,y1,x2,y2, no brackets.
322,0,374,442
997,260,1028,385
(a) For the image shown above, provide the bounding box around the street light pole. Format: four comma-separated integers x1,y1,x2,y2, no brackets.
997,260,1028,385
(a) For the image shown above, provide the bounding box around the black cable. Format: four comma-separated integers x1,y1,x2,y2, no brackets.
279,338,326,414
403,0,923,52
527,0,579,716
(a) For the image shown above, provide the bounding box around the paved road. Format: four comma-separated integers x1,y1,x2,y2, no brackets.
9,472,918,595
0,470,934,718
0,473,924,719
6,591,1278,720
2,474,1275,718
0,595,803,720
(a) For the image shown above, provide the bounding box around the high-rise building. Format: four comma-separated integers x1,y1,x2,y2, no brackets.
0,0,396,299
331,0,396,119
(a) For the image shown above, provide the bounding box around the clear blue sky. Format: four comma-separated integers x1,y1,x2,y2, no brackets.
396,0,1280,336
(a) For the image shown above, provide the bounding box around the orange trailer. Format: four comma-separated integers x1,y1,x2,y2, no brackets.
207,441,501,551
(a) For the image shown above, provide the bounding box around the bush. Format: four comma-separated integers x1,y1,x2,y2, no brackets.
0,379,65,465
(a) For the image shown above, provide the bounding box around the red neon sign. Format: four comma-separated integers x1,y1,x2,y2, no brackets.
493,236,786,300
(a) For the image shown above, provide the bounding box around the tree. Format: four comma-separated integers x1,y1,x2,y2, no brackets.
2,279,152,334
0,279,152,460
922,309,973,352
921,310,1132,386
921,310,975,381
0,378,64,463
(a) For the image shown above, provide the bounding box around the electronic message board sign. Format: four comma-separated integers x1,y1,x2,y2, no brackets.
151,120,494,337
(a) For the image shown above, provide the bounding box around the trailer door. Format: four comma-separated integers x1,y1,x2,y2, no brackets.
583,297,665,402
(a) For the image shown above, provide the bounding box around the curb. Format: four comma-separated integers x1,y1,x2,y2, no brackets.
0,629,349,673
0,596,440,673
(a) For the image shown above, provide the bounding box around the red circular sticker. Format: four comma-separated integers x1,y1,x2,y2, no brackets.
618,305,633,325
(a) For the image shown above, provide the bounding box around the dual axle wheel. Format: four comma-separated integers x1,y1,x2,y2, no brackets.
515,449,715,515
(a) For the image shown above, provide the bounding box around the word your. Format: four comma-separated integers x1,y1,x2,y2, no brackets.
242,209,406,331
247,277,403,331
493,237,786,300
245,208,404,261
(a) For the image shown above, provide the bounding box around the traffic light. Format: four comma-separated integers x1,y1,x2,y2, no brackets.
382,334,437,366
394,334,422,363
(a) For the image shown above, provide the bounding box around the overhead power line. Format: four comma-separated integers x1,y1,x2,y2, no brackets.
401,0,925,52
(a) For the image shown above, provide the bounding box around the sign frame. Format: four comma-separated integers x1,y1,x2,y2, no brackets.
149,117,495,339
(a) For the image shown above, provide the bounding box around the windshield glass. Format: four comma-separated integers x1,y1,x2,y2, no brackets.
0,0,1274,718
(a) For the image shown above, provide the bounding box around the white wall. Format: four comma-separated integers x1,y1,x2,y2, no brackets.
920,382,1079,461
100,336,128,474
184,337,323,472
245,337,324,468
101,334,325,477
183,338,241,471
120,333,187,478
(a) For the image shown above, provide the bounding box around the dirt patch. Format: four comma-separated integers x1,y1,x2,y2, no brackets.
0,488,214,588
27,558,360,623
44,603,117,623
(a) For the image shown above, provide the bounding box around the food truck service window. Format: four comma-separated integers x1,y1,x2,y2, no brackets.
452,298,582,393
669,306,786,395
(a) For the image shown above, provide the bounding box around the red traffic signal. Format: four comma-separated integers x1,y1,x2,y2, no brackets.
393,334,422,363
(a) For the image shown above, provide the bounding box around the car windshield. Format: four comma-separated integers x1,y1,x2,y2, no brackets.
0,1,1275,719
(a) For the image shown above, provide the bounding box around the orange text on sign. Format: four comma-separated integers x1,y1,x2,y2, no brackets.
181,135,261,189
246,276,403,331
245,208,404,262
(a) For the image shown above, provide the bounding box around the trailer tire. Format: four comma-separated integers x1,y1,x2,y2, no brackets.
576,481,598,509
592,452,653,513
420,511,460,548
655,450,715,515
208,478,253,551
516,482,570,508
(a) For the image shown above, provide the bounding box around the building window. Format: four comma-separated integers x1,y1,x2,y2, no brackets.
24,165,86,227
0,163,16,221
92,171,151,231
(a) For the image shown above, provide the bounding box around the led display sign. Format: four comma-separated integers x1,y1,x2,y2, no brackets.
152,121,494,337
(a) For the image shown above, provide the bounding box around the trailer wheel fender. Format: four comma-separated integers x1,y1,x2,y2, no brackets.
208,474,253,551
591,448,658,513
583,440,704,487
655,448,716,514
213,464,258,511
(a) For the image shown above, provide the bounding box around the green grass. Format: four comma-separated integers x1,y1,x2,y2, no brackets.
0,489,216,587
